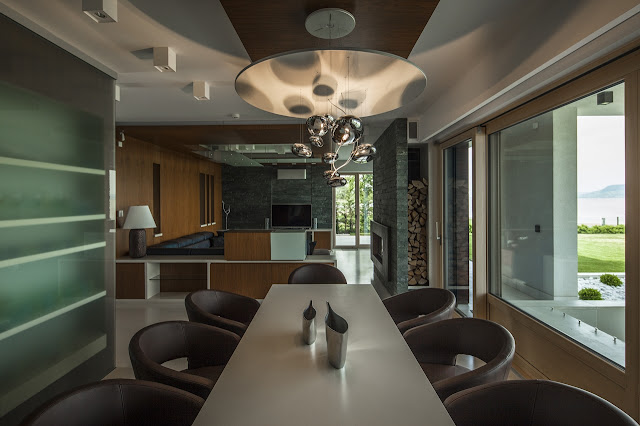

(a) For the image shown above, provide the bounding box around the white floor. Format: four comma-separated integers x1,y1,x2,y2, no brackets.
105,248,374,380
104,249,521,381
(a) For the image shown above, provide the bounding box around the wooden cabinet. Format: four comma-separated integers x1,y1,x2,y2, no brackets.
116,263,145,299
224,232,271,260
313,231,332,250
210,263,274,299
116,256,337,299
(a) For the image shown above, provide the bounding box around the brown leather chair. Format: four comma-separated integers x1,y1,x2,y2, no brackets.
186,289,260,337
382,288,456,334
129,321,239,399
21,379,204,426
288,264,347,284
404,318,515,401
444,380,638,426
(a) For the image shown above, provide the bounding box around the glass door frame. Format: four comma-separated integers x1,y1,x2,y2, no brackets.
333,172,372,248
437,127,488,319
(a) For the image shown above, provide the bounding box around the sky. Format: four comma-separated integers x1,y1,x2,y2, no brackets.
577,116,625,194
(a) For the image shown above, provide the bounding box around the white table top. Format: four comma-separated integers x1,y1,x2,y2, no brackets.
193,284,455,426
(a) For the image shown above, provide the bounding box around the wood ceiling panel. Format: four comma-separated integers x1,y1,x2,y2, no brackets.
117,124,331,157
220,0,439,61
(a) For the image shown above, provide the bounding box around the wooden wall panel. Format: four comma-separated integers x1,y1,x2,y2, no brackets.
116,263,145,299
116,136,222,257
313,231,332,250
224,232,271,261
488,296,627,410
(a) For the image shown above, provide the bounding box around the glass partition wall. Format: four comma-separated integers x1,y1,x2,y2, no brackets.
489,83,626,367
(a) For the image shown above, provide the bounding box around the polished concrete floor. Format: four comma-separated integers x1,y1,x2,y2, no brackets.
105,248,520,381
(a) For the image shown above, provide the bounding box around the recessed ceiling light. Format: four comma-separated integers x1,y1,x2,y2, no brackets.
193,81,210,100
153,47,176,72
82,0,117,23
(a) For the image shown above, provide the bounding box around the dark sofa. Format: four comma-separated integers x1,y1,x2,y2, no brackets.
146,231,225,255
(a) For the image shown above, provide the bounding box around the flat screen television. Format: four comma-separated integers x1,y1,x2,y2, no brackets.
271,204,312,228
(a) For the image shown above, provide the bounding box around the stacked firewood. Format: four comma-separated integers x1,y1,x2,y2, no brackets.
408,178,428,285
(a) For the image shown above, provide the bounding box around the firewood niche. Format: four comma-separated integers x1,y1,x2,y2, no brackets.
408,178,428,285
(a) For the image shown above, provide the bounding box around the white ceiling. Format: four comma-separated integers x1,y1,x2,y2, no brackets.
1,0,639,141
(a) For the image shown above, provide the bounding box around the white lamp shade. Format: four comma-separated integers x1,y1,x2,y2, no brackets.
123,206,157,229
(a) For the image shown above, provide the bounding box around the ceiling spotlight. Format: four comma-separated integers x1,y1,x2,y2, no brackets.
292,143,312,158
193,81,210,100
83,0,117,23
323,170,339,180
307,115,329,137
352,143,376,163
327,176,347,187
153,47,176,72
323,152,339,164
597,91,613,105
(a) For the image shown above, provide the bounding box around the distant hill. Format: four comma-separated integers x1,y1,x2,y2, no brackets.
579,184,624,198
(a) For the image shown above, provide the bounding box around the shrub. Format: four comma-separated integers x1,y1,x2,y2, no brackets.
578,288,603,300
600,273,623,287
577,224,625,234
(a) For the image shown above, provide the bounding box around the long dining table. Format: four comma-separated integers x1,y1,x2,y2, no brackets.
192,284,455,425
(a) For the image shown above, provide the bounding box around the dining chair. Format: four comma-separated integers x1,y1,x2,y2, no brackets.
403,318,515,401
185,289,261,337
382,288,456,334
444,380,638,426
288,264,347,284
21,379,204,426
129,321,240,399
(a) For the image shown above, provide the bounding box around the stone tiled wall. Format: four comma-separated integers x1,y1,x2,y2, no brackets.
373,118,408,296
222,165,332,229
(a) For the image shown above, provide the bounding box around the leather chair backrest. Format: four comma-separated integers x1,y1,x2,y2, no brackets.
21,379,204,426
383,288,456,330
129,321,239,398
444,380,638,426
188,289,259,325
404,318,516,401
288,264,347,284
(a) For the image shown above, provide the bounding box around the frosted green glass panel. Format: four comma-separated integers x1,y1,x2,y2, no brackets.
0,165,104,220
0,81,104,170
0,298,107,407
0,247,106,334
0,14,114,423
0,220,104,261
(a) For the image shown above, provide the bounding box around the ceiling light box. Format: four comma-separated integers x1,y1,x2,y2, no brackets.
82,0,117,23
193,81,210,100
153,47,176,72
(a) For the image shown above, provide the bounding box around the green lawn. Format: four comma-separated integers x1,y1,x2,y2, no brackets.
578,234,625,273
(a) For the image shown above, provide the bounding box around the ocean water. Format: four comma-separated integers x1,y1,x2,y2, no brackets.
578,197,625,225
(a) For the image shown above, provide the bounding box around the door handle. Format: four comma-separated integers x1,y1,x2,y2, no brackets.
435,222,441,244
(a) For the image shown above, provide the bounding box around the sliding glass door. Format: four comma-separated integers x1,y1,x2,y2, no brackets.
335,173,372,247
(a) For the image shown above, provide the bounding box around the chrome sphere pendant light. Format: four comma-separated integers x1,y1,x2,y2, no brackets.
234,7,426,185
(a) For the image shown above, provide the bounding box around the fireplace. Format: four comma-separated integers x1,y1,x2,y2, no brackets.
370,221,389,281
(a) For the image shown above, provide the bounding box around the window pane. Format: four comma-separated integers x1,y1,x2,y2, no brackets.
359,174,373,245
335,175,356,246
489,83,625,367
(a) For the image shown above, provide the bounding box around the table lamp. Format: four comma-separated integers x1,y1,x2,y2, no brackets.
123,205,157,258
